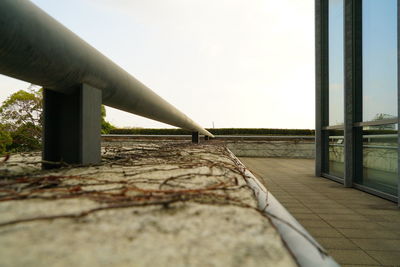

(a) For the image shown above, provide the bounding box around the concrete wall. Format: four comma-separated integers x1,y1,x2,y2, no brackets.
102,138,316,159
102,137,397,173
226,141,315,159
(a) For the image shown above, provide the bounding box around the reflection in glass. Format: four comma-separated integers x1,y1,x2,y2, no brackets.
328,0,344,126
328,129,344,178
355,125,398,196
362,0,397,122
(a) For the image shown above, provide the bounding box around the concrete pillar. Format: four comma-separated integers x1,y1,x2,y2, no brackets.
192,132,199,143
42,84,102,169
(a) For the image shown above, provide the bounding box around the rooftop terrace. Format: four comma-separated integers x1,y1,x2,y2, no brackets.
2,137,399,266
241,157,400,266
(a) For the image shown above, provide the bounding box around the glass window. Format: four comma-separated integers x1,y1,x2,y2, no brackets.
328,0,344,126
328,129,344,178
362,0,398,122
355,125,398,196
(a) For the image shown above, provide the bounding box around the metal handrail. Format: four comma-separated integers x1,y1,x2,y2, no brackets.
0,0,213,137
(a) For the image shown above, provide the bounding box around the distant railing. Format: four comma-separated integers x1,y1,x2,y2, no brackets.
329,135,398,149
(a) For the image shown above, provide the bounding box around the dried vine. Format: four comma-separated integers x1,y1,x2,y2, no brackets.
0,141,254,227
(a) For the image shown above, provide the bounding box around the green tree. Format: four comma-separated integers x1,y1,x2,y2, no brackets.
0,124,12,155
0,85,42,152
101,105,115,134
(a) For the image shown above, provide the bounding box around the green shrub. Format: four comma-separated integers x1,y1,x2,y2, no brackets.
101,120,115,134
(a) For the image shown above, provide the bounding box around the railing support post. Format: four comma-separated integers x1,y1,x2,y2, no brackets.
205,135,210,141
42,84,102,169
192,132,199,143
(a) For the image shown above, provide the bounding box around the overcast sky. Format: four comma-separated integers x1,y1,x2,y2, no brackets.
0,0,315,129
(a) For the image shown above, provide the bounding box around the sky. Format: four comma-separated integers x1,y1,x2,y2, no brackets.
327,0,398,126
362,0,397,122
328,0,344,126
0,0,315,129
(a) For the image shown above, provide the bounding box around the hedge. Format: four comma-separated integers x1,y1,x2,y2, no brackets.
108,128,316,136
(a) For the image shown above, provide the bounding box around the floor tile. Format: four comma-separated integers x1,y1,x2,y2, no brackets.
367,251,400,265
341,264,381,267
356,209,400,216
307,227,343,238
304,203,347,209
319,214,368,221
289,213,321,220
377,222,400,231
279,203,307,209
297,219,331,228
316,237,359,250
328,249,379,265
309,208,356,215
361,215,390,222
326,221,382,230
351,239,400,251
338,229,400,239
381,215,400,223
285,207,314,214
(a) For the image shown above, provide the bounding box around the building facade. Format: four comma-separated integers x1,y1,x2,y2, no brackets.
315,0,399,204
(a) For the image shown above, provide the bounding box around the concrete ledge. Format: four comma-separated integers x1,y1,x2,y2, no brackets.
226,149,339,267
0,142,297,267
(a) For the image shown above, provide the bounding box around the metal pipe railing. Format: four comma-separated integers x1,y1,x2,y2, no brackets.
0,0,213,138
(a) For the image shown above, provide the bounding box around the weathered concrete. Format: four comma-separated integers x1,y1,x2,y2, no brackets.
226,141,315,158
0,142,296,267
102,136,316,159
0,152,41,177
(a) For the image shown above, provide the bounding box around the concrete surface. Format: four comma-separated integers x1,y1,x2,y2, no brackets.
226,141,314,158
0,142,296,267
239,157,400,267
103,138,316,159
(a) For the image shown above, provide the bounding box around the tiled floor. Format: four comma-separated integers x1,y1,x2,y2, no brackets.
239,157,400,267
